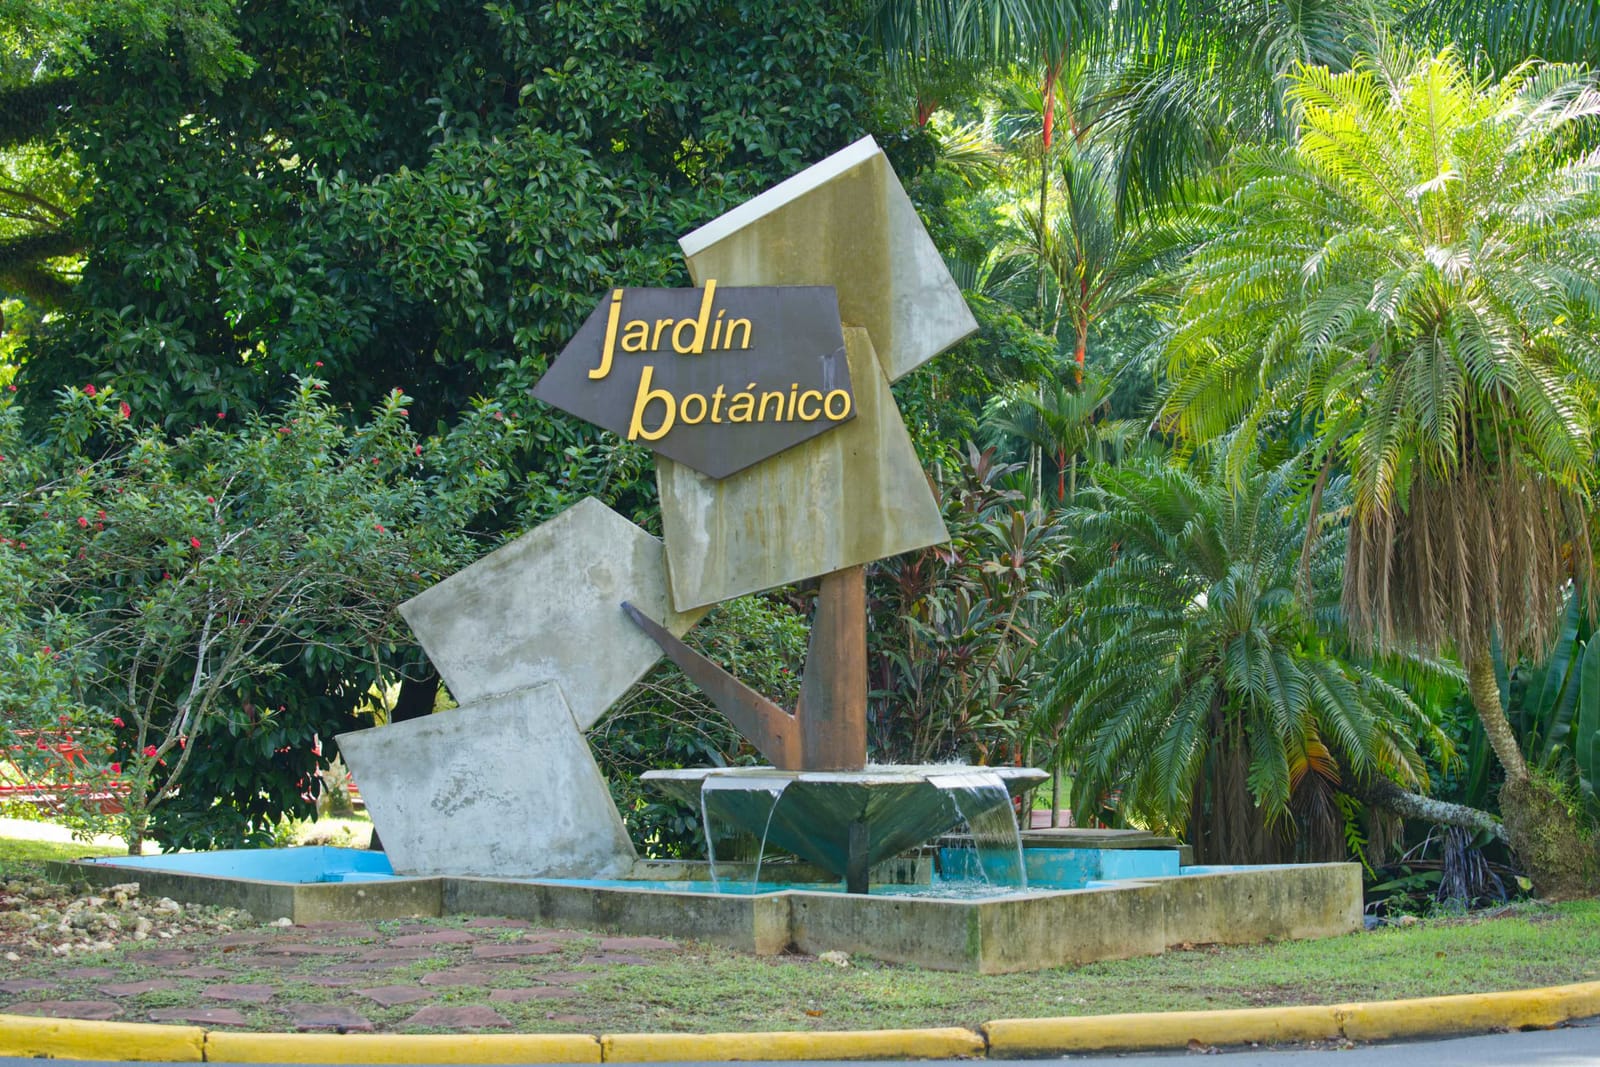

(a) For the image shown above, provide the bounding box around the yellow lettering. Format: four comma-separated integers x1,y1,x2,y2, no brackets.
727,384,756,423
758,390,785,421
786,383,799,420
672,279,717,354
627,365,676,441
652,318,672,348
680,392,708,424
725,318,751,349
620,319,650,352
710,385,727,422
797,390,822,420
591,288,624,379
824,389,852,420
711,309,727,350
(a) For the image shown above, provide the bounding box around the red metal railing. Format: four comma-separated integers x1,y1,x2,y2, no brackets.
0,732,128,814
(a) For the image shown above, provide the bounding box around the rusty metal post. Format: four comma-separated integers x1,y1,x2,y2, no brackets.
795,565,868,771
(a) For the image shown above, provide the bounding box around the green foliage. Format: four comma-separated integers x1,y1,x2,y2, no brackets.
868,444,1070,765
1163,47,1600,663
591,595,808,859
1458,592,1600,823
1048,456,1452,862
24,0,870,434
0,379,517,851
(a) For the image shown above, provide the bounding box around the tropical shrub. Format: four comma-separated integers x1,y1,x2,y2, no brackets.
0,379,515,851
1161,46,1600,893
1046,457,1451,863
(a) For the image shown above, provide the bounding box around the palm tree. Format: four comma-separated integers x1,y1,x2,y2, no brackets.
1045,457,1451,862
1162,46,1600,894
983,372,1145,503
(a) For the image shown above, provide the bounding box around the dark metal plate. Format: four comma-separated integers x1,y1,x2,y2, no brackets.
532,284,853,479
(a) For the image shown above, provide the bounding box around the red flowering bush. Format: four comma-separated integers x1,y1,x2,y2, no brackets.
0,379,520,851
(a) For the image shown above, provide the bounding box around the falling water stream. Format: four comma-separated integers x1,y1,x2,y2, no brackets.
929,769,1028,889
700,776,790,892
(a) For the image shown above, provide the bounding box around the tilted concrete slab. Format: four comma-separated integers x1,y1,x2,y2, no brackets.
680,135,978,383
399,497,705,728
657,327,949,610
336,685,637,879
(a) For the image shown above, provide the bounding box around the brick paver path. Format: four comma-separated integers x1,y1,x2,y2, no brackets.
1,918,688,1034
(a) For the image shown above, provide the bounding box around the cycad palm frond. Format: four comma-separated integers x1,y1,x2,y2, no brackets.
1049,456,1438,860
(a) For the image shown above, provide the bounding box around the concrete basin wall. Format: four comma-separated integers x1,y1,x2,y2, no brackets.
443,877,793,954
58,856,1363,973
55,859,445,924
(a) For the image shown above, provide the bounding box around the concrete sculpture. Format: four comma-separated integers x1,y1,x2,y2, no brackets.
342,135,1037,890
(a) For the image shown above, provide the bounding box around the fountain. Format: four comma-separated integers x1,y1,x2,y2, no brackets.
61,137,1364,973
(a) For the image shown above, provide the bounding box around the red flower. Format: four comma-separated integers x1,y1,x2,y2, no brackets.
399,409,409,416
6,384,15,392
110,762,121,775
492,411,503,420
189,536,201,549
206,496,214,504
162,571,171,579
112,717,125,727
83,384,97,396
78,516,88,527
314,361,323,367
217,412,225,419
414,445,422,455
142,745,157,757
97,510,106,520
58,714,69,725
374,523,387,533
119,401,131,419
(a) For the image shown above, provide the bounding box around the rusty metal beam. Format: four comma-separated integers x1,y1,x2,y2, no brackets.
620,602,800,769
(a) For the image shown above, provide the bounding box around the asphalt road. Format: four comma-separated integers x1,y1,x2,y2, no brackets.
4,1017,1597,1067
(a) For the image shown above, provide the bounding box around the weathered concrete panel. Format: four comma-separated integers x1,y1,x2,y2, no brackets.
337,686,636,879
681,136,977,383
658,328,949,610
399,497,705,728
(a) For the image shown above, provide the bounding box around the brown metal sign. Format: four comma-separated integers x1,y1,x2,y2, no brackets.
531,283,853,479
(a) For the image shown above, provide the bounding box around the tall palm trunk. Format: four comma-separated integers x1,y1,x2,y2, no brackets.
1036,62,1057,333
1466,649,1590,898
1465,651,1528,786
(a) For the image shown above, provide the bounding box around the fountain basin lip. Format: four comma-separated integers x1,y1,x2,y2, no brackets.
641,764,1049,787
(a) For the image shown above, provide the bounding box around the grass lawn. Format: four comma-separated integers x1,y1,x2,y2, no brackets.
0,834,124,876
3,828,1598,1033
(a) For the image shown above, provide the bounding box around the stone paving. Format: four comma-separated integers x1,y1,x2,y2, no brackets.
0,915,686,1034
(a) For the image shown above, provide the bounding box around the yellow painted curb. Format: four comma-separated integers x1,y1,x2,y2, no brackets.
984,1005,1341,1055
1337,981,1600,1041
204,1030,602,1063
0,1014,206,1061
601,1026,987,1061
7,979,1600,1063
